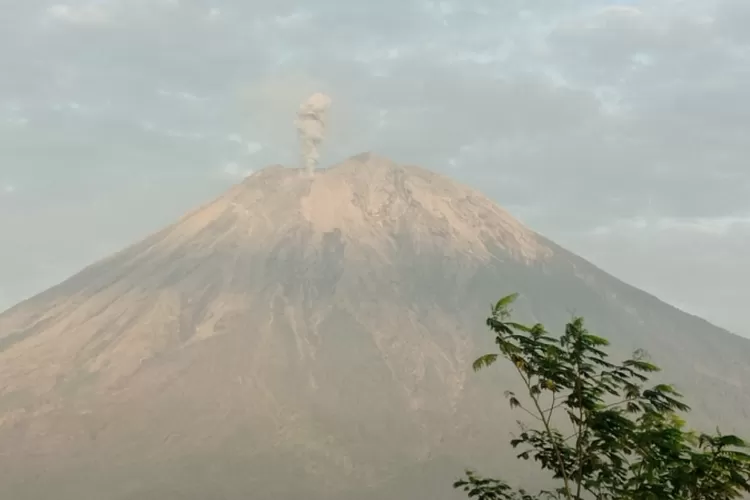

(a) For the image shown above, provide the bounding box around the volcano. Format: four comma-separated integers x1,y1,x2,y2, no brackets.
0,153,748,500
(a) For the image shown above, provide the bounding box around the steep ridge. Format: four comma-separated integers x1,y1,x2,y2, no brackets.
0,153,748,500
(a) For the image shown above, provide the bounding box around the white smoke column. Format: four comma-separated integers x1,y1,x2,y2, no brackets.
295,92,332,175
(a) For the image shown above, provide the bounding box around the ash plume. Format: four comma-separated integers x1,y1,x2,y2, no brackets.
295,93,332,175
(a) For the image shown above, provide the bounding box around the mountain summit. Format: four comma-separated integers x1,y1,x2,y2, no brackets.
0,153,748,500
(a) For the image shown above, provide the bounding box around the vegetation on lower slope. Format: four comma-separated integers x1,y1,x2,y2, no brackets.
456,294,750,500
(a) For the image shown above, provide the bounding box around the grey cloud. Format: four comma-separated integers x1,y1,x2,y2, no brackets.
307,58,749,228
1,0,749,336
4,0,748,227
716,0,750,43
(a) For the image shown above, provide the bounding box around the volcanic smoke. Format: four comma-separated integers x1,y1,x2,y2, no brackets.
295,93,332,175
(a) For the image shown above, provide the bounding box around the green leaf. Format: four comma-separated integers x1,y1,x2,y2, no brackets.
472,354,498,372
493,293,519,314
494,293,519,309
457,290,750,500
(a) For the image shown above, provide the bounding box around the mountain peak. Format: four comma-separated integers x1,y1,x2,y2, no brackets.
344,150,398,167
205,153,552,265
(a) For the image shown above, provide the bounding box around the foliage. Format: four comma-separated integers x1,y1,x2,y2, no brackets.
454,293,750,500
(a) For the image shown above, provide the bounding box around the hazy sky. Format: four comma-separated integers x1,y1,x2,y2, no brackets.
1,0,748,337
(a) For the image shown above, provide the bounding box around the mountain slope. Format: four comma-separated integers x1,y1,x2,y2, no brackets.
0,152,748,499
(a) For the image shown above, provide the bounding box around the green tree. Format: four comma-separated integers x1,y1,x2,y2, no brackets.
454,293,750,500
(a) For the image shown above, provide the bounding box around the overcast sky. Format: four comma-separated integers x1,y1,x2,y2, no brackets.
1,0,748,337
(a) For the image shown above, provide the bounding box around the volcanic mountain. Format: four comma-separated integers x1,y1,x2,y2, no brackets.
0,153,748,500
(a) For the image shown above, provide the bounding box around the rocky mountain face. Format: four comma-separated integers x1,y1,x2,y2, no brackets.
0,153,748,500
